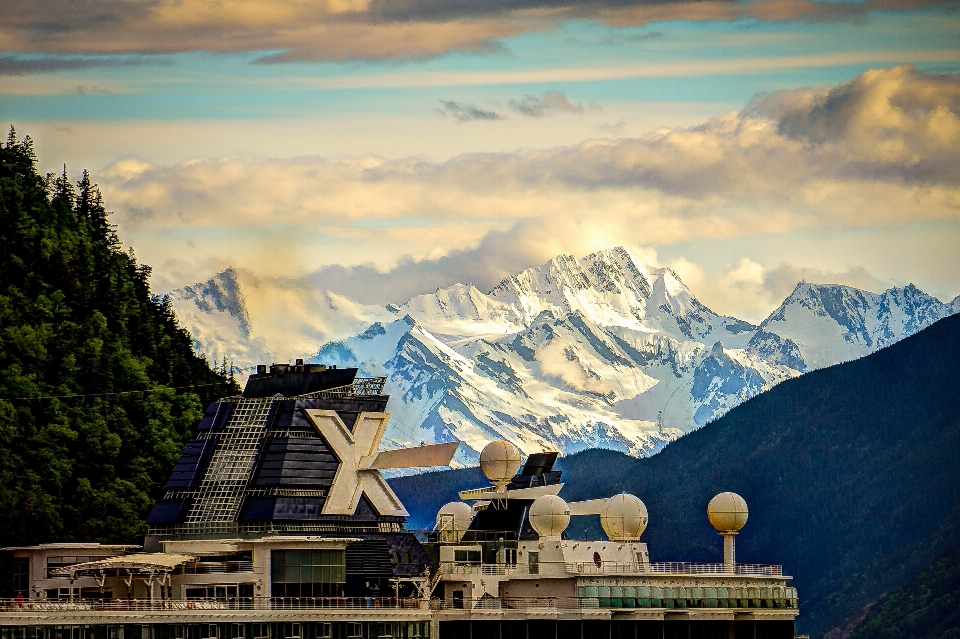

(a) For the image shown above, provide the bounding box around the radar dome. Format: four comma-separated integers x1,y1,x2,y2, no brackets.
528,495,570,540
707,492,749,533
436,502,473,543
480,440,522,490
600,494,648,541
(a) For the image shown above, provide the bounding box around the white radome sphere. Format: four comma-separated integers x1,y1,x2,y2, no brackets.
436,502,473,541
436,501,473,533
600,494,648,541
528,495,570,540
707,492,749,533
480,440,522,487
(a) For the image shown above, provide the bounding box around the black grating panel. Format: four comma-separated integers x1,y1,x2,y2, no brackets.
196,402,234,431
269,400,297,430
238,496,329,521
164,437,218,489
345,540,394,577
273,497,327,519
146,498,192,524
238,497,277,521
251,436,340,487
211,402,234,430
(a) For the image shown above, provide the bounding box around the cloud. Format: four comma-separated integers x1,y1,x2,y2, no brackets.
0,0,952,61
75,84,113,95
93,67,960,307
508,90,589,117
0,54,163,76
670,258,896,321
437,100,502,122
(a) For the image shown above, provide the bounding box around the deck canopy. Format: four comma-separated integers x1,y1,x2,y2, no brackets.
52,553,196,577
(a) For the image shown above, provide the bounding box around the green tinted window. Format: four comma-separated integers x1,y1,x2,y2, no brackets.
271,550,345,584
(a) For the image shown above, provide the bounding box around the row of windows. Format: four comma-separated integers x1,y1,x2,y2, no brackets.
0,623,428,639
184,585,255,599
578,586,800,609
579,586,798,599
271,551,345,585
451,551,480,564
270,582,345,598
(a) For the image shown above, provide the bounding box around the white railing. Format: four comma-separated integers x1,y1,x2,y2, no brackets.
649,563,783,576
0,597,422,613
431,595,799,611
438,561,783,577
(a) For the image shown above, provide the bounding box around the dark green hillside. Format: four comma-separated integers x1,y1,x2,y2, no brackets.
0,128,236,549
848,544,960,639
390,311,960,638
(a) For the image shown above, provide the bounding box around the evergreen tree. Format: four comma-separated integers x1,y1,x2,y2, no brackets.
0,130,239,549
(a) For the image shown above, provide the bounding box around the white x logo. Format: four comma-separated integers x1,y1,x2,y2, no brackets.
303,409,408,517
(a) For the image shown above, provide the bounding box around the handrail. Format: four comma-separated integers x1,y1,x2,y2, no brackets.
301,378,386,399
436,561,784,577
0,597,422,613
431,594,799,611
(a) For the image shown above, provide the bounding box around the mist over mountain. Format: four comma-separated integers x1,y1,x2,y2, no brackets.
390,312,960,638
170,247,958,462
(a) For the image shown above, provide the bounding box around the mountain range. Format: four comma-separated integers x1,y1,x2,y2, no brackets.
390,312,960,638
169,247,959,463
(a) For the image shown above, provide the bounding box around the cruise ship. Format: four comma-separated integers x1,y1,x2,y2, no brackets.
2,363,799,639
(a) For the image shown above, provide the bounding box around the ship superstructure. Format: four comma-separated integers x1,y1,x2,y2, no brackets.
2,363,798,639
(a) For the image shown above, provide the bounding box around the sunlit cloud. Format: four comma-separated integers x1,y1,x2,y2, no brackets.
0,0,955,62
93,66,960,316
669,258,896,322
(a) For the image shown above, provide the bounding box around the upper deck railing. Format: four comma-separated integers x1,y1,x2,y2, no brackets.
301,377,387,398
0,597,422,614
438,561,784,577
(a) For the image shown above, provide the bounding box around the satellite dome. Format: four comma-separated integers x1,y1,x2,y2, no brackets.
436,502,473,542
707,492,749,533
480,440,522,490
600,494,648,541
528,495,570,540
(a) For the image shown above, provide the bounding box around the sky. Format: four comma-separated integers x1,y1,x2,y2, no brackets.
1,0,959,322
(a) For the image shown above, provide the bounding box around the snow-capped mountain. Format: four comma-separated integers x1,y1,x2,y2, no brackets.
168,248,959,463
755,282,959,370
308,248,801,461
169,267,394,368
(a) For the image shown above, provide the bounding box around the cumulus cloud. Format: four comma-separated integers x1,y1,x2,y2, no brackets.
0,0,951,61
670,258,896,321
437,100,502,122
97,66,960,307
508,90,589,117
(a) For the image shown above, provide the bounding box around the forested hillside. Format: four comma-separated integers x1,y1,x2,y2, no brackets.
0,128,236,548
391,312,960,638
849,544,960,639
